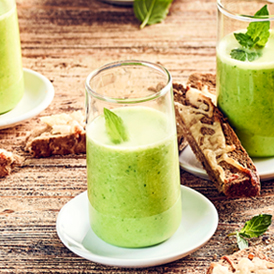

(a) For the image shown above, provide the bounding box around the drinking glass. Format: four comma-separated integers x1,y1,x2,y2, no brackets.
85,60,182,248
0,0,24,114
217,0,274,157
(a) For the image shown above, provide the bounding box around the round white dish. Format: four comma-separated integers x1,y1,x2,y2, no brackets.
179,145,274,181
0,68,54,129
56,185,218,268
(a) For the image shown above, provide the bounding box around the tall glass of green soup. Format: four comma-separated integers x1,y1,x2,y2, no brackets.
0,0,24,114
217,0,274,157
85,60,182,248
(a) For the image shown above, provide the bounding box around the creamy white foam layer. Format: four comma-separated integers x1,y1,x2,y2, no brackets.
217,30,274,69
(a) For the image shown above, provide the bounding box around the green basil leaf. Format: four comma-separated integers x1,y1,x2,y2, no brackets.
247,5,270,47
134,0,173,29
240,214,272,238
104,108,128,144
236,232,249,250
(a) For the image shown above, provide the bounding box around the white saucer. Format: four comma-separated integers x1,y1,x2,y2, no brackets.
56,185,218,268
180,145,274,181
0,68,54,129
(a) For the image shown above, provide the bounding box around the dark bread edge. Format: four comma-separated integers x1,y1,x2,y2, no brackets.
26,132,86,158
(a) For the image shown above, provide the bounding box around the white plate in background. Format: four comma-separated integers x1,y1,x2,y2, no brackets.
179,145,274,181
0,68,54,129
56,185,218,268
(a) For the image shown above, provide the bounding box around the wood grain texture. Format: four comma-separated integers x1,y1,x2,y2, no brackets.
0,0,273,273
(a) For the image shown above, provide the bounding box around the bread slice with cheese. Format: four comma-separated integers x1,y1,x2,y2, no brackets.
173,83,260,197
0,149,23,177
25,111,86,157
187,72,216,96
207,247,274,273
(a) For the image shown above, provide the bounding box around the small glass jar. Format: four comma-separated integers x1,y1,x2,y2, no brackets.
216,0,274,157
85,60,182,248
0,0,24,114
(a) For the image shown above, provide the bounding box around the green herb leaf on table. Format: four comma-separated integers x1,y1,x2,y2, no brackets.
228,214,272,250
230,5,270,62
239,214,272,238
236,232,249,250
104,108,129,144
134,0,173,29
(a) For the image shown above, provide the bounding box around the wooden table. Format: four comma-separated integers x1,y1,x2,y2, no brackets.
1,0,273,273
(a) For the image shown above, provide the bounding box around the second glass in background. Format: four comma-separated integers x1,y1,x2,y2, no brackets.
217,0,274,157
0,0,24,114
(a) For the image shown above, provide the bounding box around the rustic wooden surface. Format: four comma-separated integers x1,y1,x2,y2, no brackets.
0,0,273,273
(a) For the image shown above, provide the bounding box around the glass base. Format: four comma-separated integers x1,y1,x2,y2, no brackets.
88,196,182,248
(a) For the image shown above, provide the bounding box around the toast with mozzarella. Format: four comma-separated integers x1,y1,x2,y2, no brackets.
173,83,260,197
25,111,86,157
207,247,274,273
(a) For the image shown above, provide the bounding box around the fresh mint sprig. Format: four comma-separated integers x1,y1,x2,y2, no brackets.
104,108,128,144
228,214,272,250
134,0,173,29
230,5,270,62
230,48,259,62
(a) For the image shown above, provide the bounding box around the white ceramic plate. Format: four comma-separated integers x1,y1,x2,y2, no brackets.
180,145,274,181
0,68,54,129
56,185,218,268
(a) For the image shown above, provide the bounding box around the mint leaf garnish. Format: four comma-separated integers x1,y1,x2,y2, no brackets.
228,214,272,250
230,48,248,61
234,33,258,48
230,5,270,62
247,51,259,62
134,0,173,29
230,49,260,62
247,5,270,47
104,108,128,144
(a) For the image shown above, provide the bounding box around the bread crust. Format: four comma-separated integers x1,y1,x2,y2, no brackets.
0,149,23,177
25,127,86,158
187,73,216,94
207,247,274,273
25,111,86,158
173,83,260,197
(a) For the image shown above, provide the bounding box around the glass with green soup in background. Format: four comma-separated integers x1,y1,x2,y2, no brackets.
217,0,274,157
85,60,182,248
0,0,24,114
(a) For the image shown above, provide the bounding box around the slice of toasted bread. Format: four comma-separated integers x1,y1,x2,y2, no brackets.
25,111,86,157
0,149,23,177
173,83,260,197
207,247,274,273
187,73,216,95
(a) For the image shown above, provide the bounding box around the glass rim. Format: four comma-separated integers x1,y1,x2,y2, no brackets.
217,0,274,22
85,60,172,104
